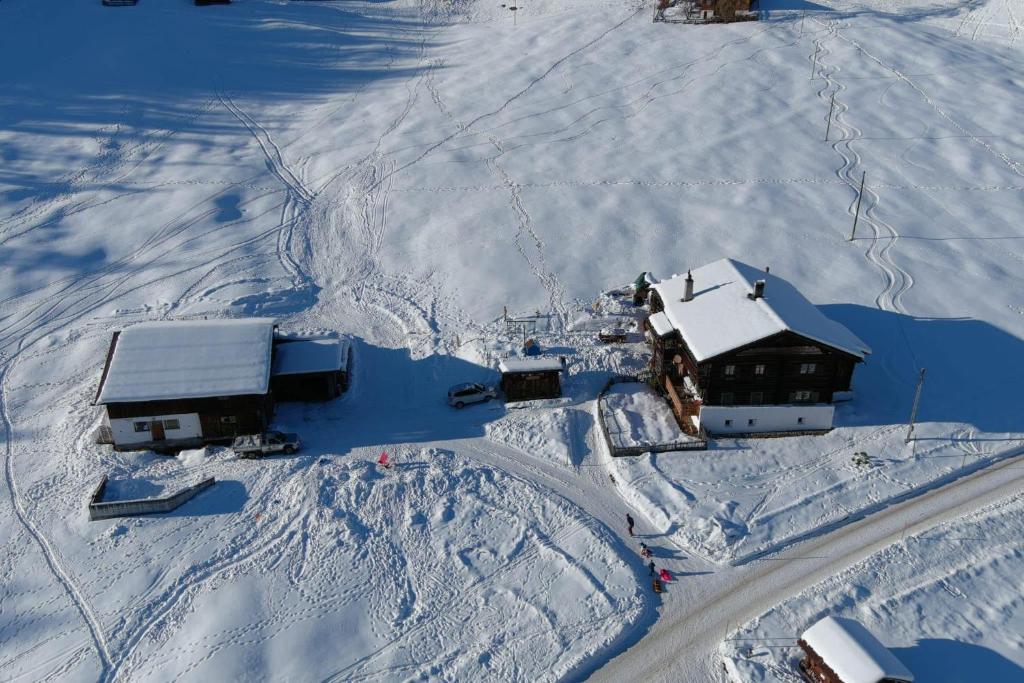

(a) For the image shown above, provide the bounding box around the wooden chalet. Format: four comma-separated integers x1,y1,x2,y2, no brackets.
95,319,276,451
499,357,563,402
644,259,870,436
798,616,914,683
696,0,755,21
271,337,352,402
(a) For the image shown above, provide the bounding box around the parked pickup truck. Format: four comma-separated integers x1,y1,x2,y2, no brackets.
232,431,301,458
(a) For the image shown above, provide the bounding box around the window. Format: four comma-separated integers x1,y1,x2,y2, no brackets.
220,416,237,425
724,365,736,377
720,392,734,405
754,364,766,376
799,363,817,375
724,419,733,427
750,391,764,405
790,390,817,403
163,419,180,430
133,422,150,433
797,417,805,425
747,418,757,427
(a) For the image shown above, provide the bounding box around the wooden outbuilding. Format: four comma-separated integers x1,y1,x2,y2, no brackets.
271,338,352,402
499,357,563,402
94,318,276,451
645,259,871,436
798,616,914,683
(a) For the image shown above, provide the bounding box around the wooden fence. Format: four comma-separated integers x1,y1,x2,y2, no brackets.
88,475,216,521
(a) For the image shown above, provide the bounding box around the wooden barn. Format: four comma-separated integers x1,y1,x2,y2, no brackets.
644,259,871,436
798,616,914,683
696,0,754,21
499,357,563,402
95,319,276,451
271,337,352,402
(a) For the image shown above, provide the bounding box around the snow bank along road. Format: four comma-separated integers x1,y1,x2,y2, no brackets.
2,0,1024,680
591,447,1024,682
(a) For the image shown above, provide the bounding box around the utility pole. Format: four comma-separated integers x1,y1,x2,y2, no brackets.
800,11,806,37
849,171,866,241
905,368,926,443
810,43,819,80
825,90,836,141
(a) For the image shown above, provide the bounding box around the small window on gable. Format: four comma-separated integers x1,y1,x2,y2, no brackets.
754,364,766,376
747,418,757,427
724,419,733,427
220,416,237,425
724,364,736,377
797,417,805,425
799,363,817,375
133,422,150,433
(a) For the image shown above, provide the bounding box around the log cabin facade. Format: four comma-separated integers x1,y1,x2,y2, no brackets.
645,259,870,436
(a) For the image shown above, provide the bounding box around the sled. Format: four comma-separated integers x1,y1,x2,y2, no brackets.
652,579,663,594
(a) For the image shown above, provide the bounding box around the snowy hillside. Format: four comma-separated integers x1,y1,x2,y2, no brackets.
721,492,1024,682
2,0,1023,681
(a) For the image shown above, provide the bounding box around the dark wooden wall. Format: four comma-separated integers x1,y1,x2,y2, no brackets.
502,371,561,402
698,331,859,406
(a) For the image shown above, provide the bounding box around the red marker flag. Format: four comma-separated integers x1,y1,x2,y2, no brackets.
378,451,391,469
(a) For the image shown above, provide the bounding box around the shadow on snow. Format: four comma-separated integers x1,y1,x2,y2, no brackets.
824,304,1024,435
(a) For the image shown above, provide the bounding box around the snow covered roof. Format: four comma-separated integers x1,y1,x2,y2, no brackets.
499,357,564,374
648,311,674,338
650,259,871,362
272,338,350,376
97,318,276,404
802,616,914,683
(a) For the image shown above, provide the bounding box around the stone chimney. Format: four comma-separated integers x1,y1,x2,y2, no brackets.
683,270,694,302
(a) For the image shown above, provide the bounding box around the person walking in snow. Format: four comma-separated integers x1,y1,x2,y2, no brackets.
648,560,656,576
626,514,635,537
639,542,652,559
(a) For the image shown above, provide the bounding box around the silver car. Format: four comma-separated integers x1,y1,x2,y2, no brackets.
447,382,497,408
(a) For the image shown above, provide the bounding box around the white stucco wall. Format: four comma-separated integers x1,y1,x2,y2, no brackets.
110,413,202,445
698,404,834,434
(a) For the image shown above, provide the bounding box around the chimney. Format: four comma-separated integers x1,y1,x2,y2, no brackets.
748,280,766,300
765,266,770,274
683,270,694,302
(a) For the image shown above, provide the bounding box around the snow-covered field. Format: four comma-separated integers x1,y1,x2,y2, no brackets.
2,0,1023,680
721,492,1024,682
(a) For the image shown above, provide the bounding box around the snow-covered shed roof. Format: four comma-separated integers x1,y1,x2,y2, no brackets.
650,259,871,362
499,357,564,374
272,338,350,376
802,616,914,683
648,311,674,338
97,318,276,404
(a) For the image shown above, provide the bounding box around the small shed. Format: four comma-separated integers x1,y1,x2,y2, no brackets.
271,338,351,402
498,357,563,402
798,616,914,683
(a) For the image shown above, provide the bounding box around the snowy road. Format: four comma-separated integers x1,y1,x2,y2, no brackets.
590,446,1024,682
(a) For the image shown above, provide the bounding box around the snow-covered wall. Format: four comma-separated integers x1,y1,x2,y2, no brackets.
699,404,833,434
109,413,202,446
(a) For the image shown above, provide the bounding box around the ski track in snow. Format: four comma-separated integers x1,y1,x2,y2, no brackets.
814,21,914,315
